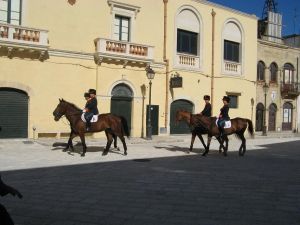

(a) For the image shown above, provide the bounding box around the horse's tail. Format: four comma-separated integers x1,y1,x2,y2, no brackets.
246,119,254,137
120,116,130,138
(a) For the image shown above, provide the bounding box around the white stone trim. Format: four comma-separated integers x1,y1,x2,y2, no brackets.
107,79,137,98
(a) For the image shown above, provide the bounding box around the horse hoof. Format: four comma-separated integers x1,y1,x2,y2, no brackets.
102,151,108,156
63,148,68,152
124,152,127,156
202,153,207,157
81,153,85,157
187,151,190,154
117,147,120,151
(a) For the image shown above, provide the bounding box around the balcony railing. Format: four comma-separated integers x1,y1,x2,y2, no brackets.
223,61,242,75
175,53,200,70
0,23,49,60
280,82,300,98
94,38,154,66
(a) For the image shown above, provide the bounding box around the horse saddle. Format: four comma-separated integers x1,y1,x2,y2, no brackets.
216,119,231,129
81,113,99,123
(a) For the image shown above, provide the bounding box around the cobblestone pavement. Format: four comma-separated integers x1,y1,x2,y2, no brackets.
0,136,300,225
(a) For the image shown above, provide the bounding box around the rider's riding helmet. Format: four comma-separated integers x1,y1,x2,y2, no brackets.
222,96,230,103
88,89,96,95
203,95,210,101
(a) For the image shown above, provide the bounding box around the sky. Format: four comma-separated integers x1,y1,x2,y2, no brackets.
208,0,300,36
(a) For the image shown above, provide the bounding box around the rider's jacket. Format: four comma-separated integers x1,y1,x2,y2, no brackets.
85,97,99,115
219,105,230,120
201,102,212,117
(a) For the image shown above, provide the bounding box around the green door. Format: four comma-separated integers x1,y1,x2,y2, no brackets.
0,88,28,138
110,84,133,135
170,100,193,134
146,105,159,135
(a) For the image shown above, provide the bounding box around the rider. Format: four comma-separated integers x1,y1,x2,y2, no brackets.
200,95,212,117
217,96,230,138
84,89,99,131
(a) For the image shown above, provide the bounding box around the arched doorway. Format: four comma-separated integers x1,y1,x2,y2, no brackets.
255,103,264,131
282,102,293,131
268,103,277,131
0,88,28,138
110,84,133,135
170,100,194,134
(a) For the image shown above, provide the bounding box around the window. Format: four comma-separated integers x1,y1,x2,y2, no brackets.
177,29,198,55
114,15,130,42
228,95,238,108
270,62,278,83
224,40,239,62
0,0,21,25
283,63,294,84
257,61,265,81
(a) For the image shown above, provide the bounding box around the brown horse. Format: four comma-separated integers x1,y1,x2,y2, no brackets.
176,110,254,156
53,99,129,156
175,110,224,153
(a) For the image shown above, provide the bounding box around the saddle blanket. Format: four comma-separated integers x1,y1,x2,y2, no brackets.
81,114,99,123
216,119,231,129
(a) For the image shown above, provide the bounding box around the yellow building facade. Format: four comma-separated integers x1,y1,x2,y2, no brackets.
0,0,257,138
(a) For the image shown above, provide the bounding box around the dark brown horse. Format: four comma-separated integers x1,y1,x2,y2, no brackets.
53,99,129,156
176,110,254,156
175,110,224,153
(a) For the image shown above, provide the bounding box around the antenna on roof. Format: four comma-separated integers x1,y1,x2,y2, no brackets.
262,0,278,19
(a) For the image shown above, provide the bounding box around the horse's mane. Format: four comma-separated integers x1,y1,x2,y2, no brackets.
62,99,82,112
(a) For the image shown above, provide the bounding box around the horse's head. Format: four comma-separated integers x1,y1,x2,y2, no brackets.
53,99,67,121
175,109,190,125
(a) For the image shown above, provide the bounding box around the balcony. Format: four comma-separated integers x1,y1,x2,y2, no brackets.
223,61,242,75
174,53,200,71
0,23,49,61
94,38,154,67
280,82,300,99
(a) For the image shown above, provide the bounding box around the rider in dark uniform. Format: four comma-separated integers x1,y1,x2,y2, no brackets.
84,89,99,131
200,95,212,117
217,96,230,138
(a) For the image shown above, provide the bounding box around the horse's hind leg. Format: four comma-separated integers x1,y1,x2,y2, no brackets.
113,133,119,151
223,136,229,157
103,133,113,156
79,133,87,157
239,133,246,156
119,135,128,156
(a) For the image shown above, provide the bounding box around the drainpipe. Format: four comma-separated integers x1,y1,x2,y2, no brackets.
211,9,216,113
297,57,299,132
163,0,169,130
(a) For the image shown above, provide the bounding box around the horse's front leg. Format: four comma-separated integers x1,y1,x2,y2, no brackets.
79,132,87,157
202,135,212,156
64,130,77,152
188,131,197,153
196,133,207,151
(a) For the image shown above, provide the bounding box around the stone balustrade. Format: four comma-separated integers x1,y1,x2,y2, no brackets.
175,53,200,69
223,61,241,75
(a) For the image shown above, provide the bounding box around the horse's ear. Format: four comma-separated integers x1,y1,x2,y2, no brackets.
59,98,62,102
61,98,65,102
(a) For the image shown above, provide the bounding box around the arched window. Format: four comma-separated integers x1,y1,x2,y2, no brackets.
176,9,200,56
0,0,22,25
270,62,278,83
283,63,294,84
257,61,265,81
223,21,242,63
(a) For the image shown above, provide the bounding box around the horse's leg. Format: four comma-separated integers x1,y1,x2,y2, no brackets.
202,135,212,156
239,133,246,156
113,133,120,151
103,132,113,156
65,130,77,152
79,132,87,157
196,133,207,151
223,136,229,157
188,132,196,153
119,135,128,156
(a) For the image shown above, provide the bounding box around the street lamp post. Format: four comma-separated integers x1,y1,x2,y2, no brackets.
262,83,269,136
146,66,155,140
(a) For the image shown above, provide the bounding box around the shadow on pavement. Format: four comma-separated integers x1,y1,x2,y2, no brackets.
1,141,300,225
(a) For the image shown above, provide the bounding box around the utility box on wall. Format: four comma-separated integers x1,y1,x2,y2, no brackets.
170,76,182,88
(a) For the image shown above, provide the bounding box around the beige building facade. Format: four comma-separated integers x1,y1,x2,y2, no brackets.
256,11,300,134
0,0,257,139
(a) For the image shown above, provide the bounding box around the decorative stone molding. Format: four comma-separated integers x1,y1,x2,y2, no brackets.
107,0,140,18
